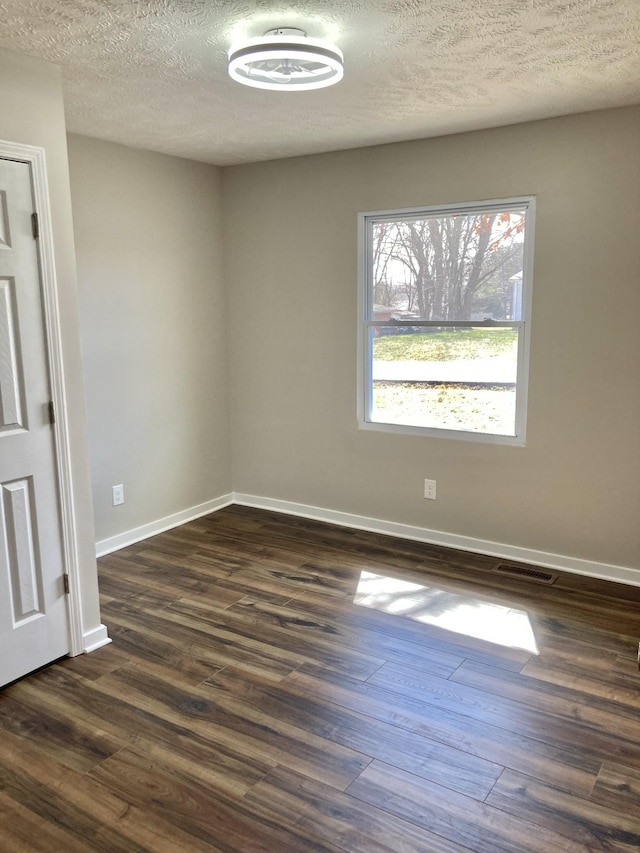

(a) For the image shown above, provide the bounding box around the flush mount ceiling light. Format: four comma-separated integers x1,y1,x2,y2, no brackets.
228,27,343,91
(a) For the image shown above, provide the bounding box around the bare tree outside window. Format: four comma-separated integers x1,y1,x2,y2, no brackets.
372,210,525,321
360,199,534,442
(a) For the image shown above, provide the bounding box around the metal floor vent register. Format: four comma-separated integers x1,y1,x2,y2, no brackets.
492,563,559,585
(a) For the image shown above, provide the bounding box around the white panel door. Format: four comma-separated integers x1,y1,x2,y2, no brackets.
0,157,69,686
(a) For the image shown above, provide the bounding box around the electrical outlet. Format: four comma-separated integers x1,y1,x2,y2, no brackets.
424,479,437,500
112,484,125,506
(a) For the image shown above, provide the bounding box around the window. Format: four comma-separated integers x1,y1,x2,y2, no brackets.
358,197,535,444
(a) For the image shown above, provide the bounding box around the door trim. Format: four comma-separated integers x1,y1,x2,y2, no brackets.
0,139,83,656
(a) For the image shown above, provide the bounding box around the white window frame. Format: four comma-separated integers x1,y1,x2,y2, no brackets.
357,196,535,446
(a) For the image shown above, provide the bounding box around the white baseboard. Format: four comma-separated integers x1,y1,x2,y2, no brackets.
93,489,640,588
82,623,111,654
233,492,640,588
96,494,234,557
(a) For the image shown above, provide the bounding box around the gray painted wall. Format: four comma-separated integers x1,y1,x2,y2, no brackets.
68,106,640,575
68,135,231,542
223,106,640,570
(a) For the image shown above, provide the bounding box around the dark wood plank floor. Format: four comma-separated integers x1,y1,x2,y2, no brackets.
2,505,640,851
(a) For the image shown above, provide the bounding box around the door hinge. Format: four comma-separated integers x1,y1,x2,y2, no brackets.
48,400,56,425
63,574,70,595
31,212,39,239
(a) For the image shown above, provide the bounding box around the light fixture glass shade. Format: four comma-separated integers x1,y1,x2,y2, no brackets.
228,29,343,91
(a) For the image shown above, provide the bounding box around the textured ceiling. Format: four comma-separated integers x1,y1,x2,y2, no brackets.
0,1,639,165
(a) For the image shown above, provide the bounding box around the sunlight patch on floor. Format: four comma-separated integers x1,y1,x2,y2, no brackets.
354,571,539,654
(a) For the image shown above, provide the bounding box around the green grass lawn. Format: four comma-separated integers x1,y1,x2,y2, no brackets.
373,383,516,435
373,329,517,361
371,330,518,434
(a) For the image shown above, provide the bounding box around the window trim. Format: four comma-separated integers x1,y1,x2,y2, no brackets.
357,196,536,446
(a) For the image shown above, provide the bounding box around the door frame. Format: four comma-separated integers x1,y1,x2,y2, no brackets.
0,139,84,656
